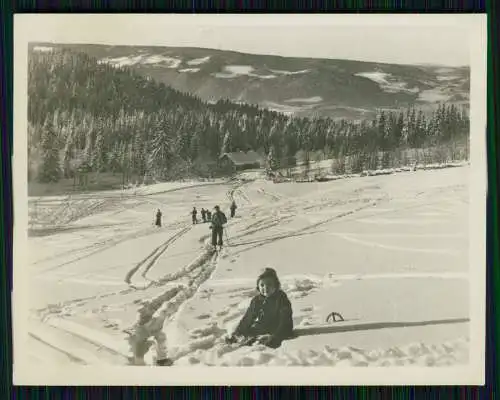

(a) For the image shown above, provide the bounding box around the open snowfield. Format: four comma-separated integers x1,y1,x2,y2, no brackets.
24,167,470,368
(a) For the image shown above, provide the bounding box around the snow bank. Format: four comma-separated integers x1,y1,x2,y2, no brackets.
289,161,469,184
172,336,469,366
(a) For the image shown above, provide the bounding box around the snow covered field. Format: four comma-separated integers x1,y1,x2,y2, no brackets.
24,167,470,368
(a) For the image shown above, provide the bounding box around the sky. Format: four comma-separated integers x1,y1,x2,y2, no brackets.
17,14,479,66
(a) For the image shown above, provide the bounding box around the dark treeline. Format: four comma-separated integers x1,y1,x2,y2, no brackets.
28,49,469,184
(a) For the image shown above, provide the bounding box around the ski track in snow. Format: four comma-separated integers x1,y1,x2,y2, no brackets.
124,225,192,285
33,225,162,271
27,167,470,366
32,246,221,364
145,196,444,362
330,233,460,256
30,181,229,267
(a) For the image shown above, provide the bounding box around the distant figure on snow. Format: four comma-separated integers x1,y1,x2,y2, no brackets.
225,267,293,348
206,209,212,222
155,209,162,228
191,207,198,224
201,208,207,223
230,200,237,218
210,205,227,249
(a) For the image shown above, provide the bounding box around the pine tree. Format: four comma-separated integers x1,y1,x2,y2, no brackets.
221,130,232,155
91,129,105,172
266,145,279,173
377,111,386,150
38,118,61,183
28,47,471,183
189,129,201,162
62,137,74,178
303,150,311,179
132,123,146,177
150,117,175,179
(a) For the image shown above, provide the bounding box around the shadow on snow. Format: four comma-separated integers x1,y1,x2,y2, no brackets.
292,317,469,338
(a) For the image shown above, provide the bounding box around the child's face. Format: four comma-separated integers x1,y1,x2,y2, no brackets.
258,277,277,297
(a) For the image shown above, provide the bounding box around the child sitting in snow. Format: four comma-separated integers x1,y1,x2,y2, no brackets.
225,267,294,349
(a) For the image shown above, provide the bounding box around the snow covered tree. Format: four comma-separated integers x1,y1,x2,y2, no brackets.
38,118,61,183
150,119,175,179
303,150,311,178
266,145,279,173
27,47,471,185
221,130,232,155
377,111,386,149
62,136,74,178
331,152,346,175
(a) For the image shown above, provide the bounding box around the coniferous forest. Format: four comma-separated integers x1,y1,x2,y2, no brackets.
28,49,470,188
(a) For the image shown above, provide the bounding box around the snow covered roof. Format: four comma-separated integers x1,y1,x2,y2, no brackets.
220,150,263,166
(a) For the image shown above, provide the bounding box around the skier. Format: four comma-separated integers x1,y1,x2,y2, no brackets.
191,207,198,224
201,208,207,223
224,267,293,348
206,209,212,222
230,200,237,218
210,205,227,250
155,209,162,228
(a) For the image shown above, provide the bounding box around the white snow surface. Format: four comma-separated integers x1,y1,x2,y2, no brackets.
214,65,277,79
178,68,201,73
26,167,470,367
186,56,211,66
355,72,420,94
436,75,460,82
285,96,323,104
270,69,310,76
99,55,182,69
418,88,453,103
33,46,54,53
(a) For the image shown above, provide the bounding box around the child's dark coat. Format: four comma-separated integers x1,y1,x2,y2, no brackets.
233,289,293,348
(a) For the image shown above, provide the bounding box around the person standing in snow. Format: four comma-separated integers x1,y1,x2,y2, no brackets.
210,205,227,249
155,209,162,228
201,208,206,223
225,267,294,348
191,207,198,224
206,209,212,222
230,200,237,218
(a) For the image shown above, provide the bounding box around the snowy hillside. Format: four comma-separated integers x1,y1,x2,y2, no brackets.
25,166,470,368
30,43,470,120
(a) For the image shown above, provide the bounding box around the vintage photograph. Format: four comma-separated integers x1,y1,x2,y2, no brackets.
13,14,486,385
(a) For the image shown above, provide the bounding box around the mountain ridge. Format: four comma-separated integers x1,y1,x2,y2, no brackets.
30,43,470,120
31,42,469,68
